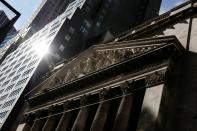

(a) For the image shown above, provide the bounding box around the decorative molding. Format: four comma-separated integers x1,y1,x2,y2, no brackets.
145,69,166,87
38,44,161,93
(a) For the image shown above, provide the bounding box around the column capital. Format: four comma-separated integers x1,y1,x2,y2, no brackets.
48,105,56,114
80,95,88,106
99,88,109,100
120,81,133,94
23,114,32,123
35,109,44,118
63,100,72,110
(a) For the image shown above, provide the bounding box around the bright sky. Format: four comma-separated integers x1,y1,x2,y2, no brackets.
6,0,42,30
4,0,188,30
160,0,188,14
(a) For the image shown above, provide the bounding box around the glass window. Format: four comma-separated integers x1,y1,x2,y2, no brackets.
9,61,17,67
14,63,21,69
22,68,34,77
65,34,71,41
5,84,14,92
17,66,26,73
0,111,8,119
9,88,22,98
15,77,28,87
5,69,11,74
0,77,6,83
2,99,15,108
19,56,26,62
0,89,4,94
2,66,8,71
0,94,8,101
22,58,31,65
28,59,39,68
2,80,10,87
8,71,16,78
11,75,20,82
69,27,75,34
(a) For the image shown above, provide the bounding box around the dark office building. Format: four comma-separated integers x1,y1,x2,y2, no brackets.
46,0,162,59
15,1,197,131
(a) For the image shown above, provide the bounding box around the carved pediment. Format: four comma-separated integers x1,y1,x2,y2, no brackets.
36,37,172,93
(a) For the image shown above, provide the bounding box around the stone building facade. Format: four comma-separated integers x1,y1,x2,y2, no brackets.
15,1,197,131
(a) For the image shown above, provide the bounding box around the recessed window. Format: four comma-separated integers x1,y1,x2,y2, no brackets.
17,66,26,73
15,77,28,87
0,89,4,94
65,34,71,41
2,66,8,71
2,80,10,87
0,77,6,83
8,71,16,78
14,63,21,69
9,61,17,67
11,75,20,82
28,59,39,68
19,56,26,62
5,84,14,92
22,68,34,77
69,27,75,34
5,69,11,74
0,111,8,119
2,99,15,109
22,58,31,65
0,94,8,101
9,88,22,98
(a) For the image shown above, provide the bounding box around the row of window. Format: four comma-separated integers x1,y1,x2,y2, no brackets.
0,111,7,119
2,99,15,109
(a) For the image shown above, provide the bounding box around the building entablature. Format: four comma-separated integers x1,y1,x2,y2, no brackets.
24,67,167,121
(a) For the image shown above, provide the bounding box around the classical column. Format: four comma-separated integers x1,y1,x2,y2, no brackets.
30,111,47,131
16,123,32,131
90,88,110,131
71,95,89,131
112,82,134,131
55,101,73,131
42,106,60,131
16,114,33,131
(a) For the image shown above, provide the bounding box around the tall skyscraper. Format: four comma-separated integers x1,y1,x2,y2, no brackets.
0,0,87,129
25,0,70,36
